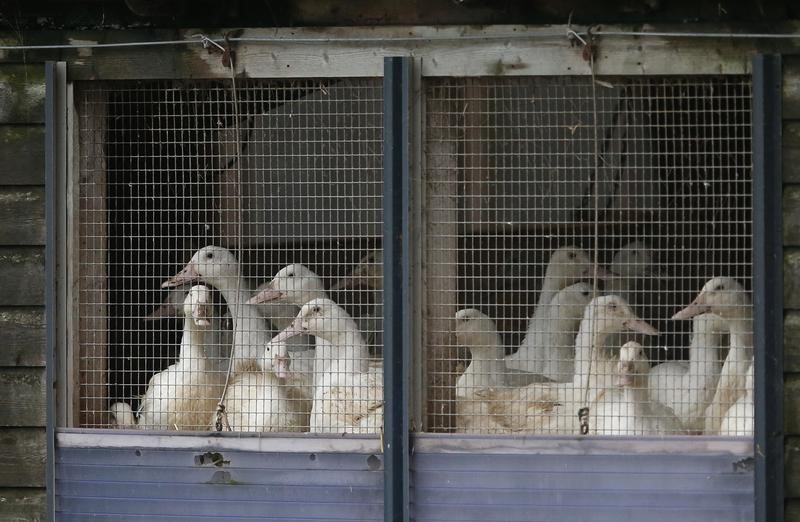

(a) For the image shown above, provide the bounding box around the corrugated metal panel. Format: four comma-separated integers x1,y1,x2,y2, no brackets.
56,443,384,520
412,438,754,522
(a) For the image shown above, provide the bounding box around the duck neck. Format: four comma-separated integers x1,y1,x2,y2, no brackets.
688,326,725,376
727,315,753,358
324,319,370,374
573,316,612,390
209,273,254,334
465,332,506,387
537,273,562,307
179,319,209,371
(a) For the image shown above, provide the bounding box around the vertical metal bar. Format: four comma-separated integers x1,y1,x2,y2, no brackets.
383,56,411,522
752,53,783,522
44,61,58,522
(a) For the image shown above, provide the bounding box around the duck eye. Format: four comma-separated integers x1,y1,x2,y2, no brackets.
313,305,320,313
205,252,213,259
287,272,294,277
567,251,576,260
714,284,724,291
582,290,590,296
608,302,618,311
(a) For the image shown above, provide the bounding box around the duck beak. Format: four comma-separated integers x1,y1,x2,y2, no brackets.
615,370,634,387
622,318,659,336
330,274,361,291
672,294,710,320
162,263,200,289
264,339,291,380
192,303,211,327
270,318,305,345
248,283,282,304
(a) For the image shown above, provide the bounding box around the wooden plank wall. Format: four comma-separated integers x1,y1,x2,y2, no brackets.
0,62,47,519
784,56,800,522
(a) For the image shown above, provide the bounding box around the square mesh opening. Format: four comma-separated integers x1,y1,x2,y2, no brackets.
424,76,753,436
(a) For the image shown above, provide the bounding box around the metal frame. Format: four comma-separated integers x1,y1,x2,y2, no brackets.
752,53,784,522
383,56,412,522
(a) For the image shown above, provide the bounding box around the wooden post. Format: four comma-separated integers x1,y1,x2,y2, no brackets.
423,91,460,432
77,89,108,428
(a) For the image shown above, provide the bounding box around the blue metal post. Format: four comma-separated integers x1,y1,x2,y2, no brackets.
383,56,411,522
752,53,783,522
44,61,58,522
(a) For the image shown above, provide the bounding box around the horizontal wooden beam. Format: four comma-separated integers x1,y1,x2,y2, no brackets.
786,122,800,184
0,65,44,124
0,247,44,306
0,126,44,185
0,488,45,521
0,188,45,245
0,428,44,487
0,368,45,427
0,25,788,80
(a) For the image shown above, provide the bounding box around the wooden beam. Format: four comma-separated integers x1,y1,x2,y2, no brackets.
0,247,44,306
0,428,45,487
0,65,44,124
76,88,108,428
0,308,45,367
0,368,45,427
0,188,45,245
0,126,45,185
0,488,45,520
785,122,800,184
423,93,459,432
785,248,800,310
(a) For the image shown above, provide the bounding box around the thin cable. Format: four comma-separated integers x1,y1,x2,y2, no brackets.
580,39,602,436
214,47,243,432
2,29,800,51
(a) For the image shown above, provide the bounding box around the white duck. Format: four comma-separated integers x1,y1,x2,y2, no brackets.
672,277,752,435
505,246,606,372
593,341,685,436
459,295,658,434
162,246,272,374
111,285,224,430
647,313,728,433
249,264,331,400
219,337,303,432
272,297,383,434
454,308,506,399
143,284,233,371
505,282,593,380
602,241,661,309
719,360,753,436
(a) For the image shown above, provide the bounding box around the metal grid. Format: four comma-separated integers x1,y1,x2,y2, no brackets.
76,78,384,432
424,76,753,436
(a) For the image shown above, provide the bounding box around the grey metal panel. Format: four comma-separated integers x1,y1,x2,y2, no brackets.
56,446,383,520
412,449,754,522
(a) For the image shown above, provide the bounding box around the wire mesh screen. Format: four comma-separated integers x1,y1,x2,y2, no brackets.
424,76,753,436
76,78,384,433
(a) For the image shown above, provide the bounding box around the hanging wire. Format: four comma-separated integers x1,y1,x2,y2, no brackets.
1,29,800,52
203,35,244,433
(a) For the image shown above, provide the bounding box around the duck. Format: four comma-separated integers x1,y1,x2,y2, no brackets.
458,295,658,434
719,360,753,436
111,285,224,430
162,246,272,374
250,264,382,401
505,282,593,380
454,308,506,399
221,338,304,432
672,277,752,435
602,241,662,309
272,297,383,434
534,245,606,309
647,313,728,433
143,284,233,371
592,341,686,436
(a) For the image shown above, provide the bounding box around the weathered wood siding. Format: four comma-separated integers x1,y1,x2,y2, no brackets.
784,55,800,522
0,60,46,520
